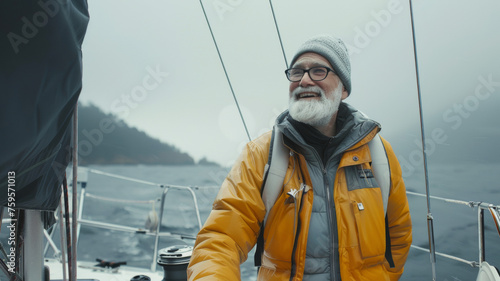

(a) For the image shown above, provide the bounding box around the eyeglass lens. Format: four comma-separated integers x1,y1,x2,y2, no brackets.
287,67,329,82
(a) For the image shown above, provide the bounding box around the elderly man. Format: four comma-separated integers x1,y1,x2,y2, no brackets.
188,35,412,281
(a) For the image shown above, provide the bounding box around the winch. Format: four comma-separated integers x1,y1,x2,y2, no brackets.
157,245,193,281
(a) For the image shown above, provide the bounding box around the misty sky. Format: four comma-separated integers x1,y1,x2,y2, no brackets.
78,0,500,167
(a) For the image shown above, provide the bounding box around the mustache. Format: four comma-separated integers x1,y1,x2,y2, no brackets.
291,86,324,99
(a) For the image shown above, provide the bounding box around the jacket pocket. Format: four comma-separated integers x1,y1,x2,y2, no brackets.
263,181,309,268
351,190,386,265
263,189,296,267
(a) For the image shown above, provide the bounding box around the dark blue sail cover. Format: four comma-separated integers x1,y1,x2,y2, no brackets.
0,0,89,210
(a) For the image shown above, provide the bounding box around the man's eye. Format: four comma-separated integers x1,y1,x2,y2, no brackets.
311,68,327,75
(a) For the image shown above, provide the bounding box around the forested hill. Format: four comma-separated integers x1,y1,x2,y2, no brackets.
77,103,196,165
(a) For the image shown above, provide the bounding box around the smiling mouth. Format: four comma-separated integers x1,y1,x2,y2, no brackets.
297,93,320,99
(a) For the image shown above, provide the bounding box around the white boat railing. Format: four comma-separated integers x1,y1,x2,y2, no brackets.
43,167,208,274
406,191,500,270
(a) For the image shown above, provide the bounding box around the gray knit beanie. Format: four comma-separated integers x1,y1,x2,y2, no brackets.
290,35,351,95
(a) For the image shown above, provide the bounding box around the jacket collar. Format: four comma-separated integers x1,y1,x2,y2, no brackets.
276,102,381,158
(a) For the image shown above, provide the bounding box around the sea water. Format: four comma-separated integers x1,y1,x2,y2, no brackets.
2,164,500,281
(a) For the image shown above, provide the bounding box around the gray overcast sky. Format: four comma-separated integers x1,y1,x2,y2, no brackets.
79,0,500,166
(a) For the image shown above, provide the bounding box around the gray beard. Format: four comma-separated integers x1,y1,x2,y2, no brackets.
288,84,343,128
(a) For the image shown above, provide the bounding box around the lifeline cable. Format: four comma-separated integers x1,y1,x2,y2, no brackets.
85,193,156,204
88,168,217,189
198,0,252,142
409,1,437,280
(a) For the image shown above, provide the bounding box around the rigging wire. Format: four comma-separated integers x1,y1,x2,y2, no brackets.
269,0,288,68
198,0,251,142
409,1,437,280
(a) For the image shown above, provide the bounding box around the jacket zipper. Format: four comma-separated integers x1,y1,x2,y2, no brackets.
289,183,308,281
288,154,308,281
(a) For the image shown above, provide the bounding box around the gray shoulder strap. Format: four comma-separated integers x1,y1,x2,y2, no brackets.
262,125,289,226
368,134,391,215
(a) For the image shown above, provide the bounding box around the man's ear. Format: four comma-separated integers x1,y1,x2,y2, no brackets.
341,87,348,100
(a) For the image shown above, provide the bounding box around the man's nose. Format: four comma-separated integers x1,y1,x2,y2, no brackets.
299,72,315,87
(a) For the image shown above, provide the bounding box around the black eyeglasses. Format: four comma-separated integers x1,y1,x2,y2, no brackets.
284,66,335,82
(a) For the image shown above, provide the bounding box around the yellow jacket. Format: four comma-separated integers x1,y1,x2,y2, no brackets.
188,109,412,281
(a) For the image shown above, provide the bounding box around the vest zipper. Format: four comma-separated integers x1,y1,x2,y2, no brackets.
311,149,337,281
290,142,340,280
322,164,337,281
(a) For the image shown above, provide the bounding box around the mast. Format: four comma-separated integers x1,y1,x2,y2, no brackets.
71,102,79,281
408,0,437,280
